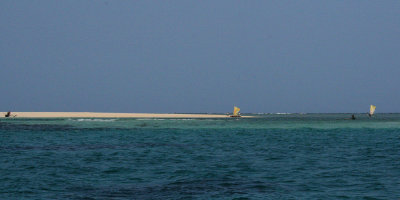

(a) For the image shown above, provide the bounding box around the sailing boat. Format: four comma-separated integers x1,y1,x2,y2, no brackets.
230,106,241,117
369,105,376,117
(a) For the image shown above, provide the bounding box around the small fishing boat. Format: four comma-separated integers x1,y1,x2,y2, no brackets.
230,106,241,117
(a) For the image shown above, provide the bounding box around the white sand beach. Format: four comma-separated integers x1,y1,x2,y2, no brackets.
1,112,249,118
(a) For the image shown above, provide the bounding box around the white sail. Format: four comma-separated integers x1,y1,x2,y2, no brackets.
370,105,376,116
233,106,240,116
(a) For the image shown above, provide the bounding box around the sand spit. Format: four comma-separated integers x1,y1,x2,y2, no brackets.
1,112,251,118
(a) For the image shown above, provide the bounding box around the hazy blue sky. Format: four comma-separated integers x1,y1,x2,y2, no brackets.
1,1,399,113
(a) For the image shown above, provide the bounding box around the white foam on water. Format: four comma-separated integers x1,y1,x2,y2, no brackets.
69,119,117,122
136,118,195,121
136,119,166,121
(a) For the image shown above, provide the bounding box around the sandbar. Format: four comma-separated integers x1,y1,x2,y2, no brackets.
0,112,250,118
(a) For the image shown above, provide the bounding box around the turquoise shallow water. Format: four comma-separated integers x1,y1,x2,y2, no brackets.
1,114,400,199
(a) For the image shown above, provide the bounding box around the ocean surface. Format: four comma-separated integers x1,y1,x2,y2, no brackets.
1,114,399,199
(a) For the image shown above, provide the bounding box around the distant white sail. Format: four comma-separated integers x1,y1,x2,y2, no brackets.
233,106,240,116
369,105,376,116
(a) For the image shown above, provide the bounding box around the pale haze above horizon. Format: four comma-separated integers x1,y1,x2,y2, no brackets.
1,1,399,113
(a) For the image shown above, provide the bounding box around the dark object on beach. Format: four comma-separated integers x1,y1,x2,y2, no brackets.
5,111,11,117
351,114,356,120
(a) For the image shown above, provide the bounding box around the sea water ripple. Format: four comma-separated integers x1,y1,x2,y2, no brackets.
1,114,400,199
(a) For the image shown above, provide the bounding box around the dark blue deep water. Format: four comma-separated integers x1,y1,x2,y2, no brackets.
1,114,400,199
